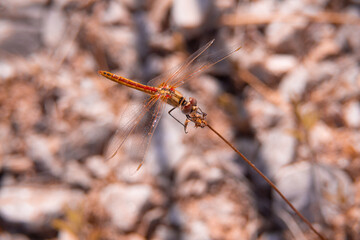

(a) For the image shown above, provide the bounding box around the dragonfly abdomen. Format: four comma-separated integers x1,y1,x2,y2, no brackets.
98,71,158,95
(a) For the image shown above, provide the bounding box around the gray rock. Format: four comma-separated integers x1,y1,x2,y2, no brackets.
185,220,210,240
139,208,164,237
167,204,186,226
0,232,29,240
172,0,212,29
42,7,66,48
259,127,296,178
26,134,62,177
0,61,15,80
344,101,360,128
335,9,360,53
0,22,42,56
246,96,284,130
0,186,83,234
2,155,33,174
63,160,92,189
85,155,110,179
152,225,178,240
307,61,339,83
71,78,114,121
171,0,214,36
308,122,333,151
60,121,114,161
147,112,186,174
58,231,77,240
266,19,307,52
274,162,353,223
121,0,145,10
100,184,152,231
279,65,309,102
265,54,297,75
100,1,130,25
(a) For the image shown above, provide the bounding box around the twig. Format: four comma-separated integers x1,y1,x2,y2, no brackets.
206,123,327,240
222,11,360,26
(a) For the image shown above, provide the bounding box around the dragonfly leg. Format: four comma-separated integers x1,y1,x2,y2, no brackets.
197,107,207,117
184,119,190,133
168,107,187,131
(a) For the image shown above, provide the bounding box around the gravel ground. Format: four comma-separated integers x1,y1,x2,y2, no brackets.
0,1,359,240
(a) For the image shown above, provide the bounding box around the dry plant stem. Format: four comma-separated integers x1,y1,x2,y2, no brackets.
238,69,289,112
222,12,360,26
206,123,327,240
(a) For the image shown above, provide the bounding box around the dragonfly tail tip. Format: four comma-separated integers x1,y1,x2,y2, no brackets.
136,163,143,171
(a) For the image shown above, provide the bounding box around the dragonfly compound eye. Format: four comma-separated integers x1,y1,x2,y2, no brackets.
181,102,192,115
189,97,197,106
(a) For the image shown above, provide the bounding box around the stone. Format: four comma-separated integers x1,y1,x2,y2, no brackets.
0,61,15,80
274,162,353,223
279,65,309,102
26,134,62,177
152,225,178,240
85,155,110,179
259,127,296,178
172,0,212,29
2,155,33,174
63,160,92,189
100,184,152,231
185,220,210,240
58,231,77,240
146,111,186,174
309,122,333,150
0,20,42,56
100,1,130,25
139,208,164,237
266,19,307,52
0,233,29,240
344,101,360,128
60,122,114,161
0,186,83,234
265,54,297,75
171,0,214,36
42,7,66,48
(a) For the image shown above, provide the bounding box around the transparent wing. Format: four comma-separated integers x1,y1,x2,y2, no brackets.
170,44,242,88
104,40,240,173
148,40,241,89
106,94,166,173
147,39,215,87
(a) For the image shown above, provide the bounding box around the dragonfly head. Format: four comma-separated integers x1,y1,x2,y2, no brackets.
181,97,198,115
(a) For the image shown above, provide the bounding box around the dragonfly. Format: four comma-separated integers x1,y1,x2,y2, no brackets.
98,39,241,172
99,40,326,239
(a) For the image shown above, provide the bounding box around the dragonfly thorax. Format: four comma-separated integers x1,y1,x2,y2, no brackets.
159,86,184,108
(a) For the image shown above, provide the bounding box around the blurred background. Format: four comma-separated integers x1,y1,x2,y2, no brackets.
0,0,359,239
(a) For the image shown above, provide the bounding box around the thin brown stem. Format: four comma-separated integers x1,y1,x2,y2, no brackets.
206,123,326,240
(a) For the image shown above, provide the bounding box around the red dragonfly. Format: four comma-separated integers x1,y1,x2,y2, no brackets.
99,39,241,171
99,41,326,239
